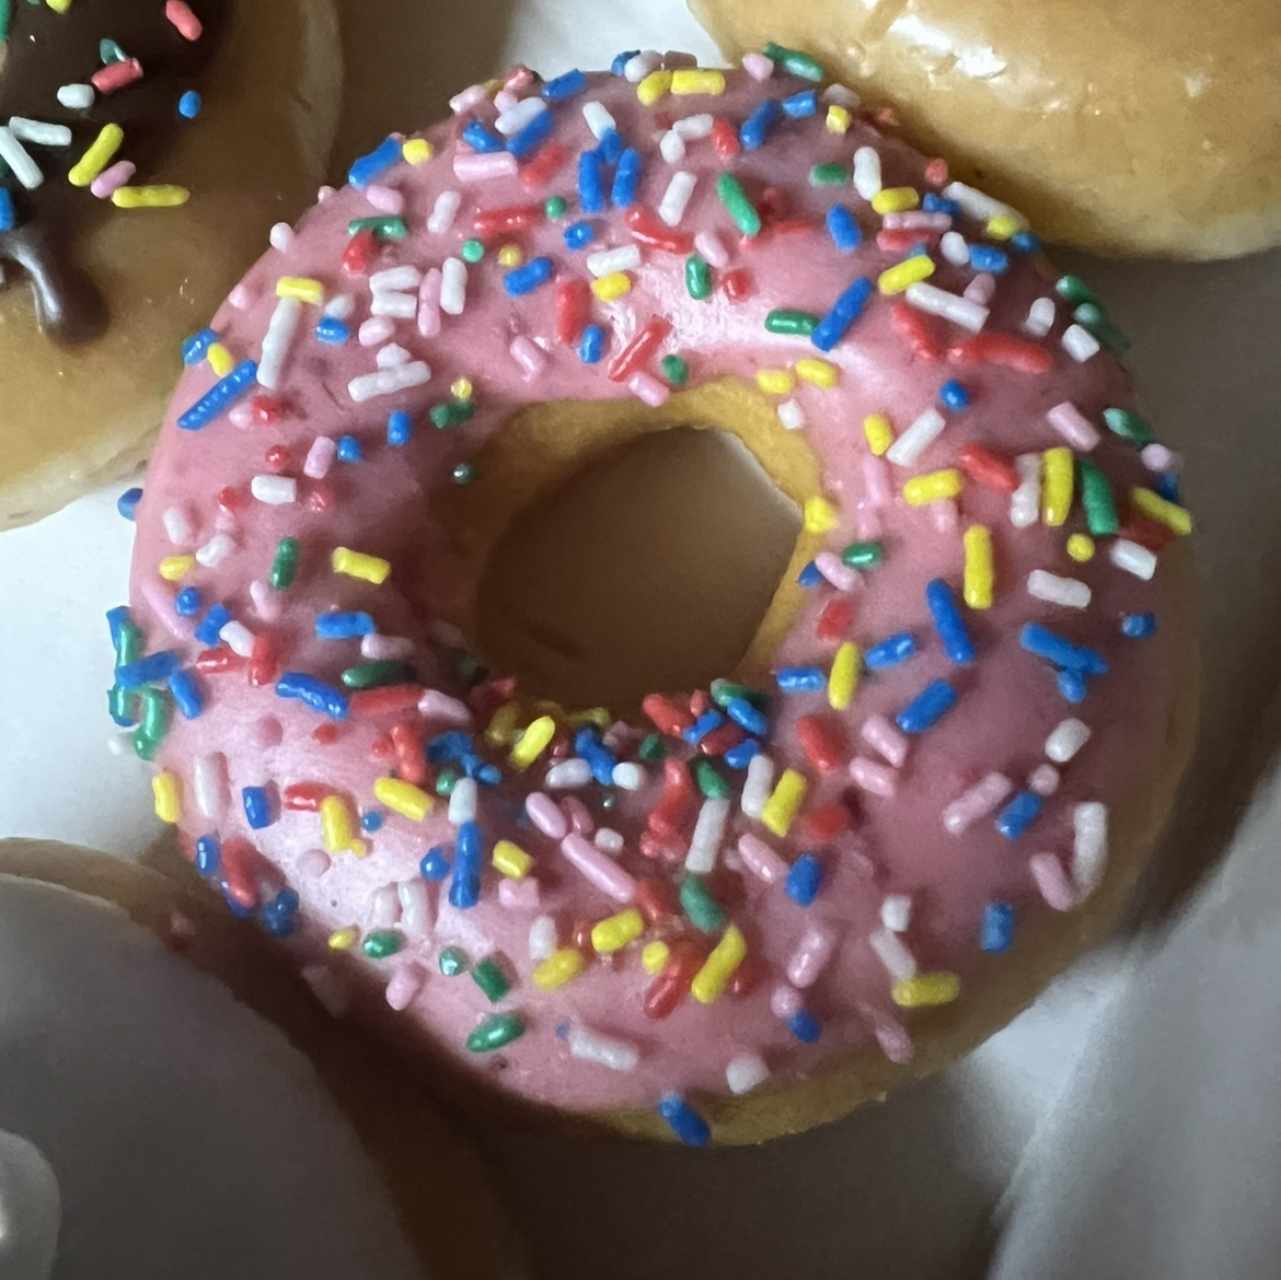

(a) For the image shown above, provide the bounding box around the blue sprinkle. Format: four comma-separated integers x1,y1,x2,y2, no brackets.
507,106,555,160
657,1093,710,1147
579,323,605,363
797,560,823,588
610,147,643,207
1121,612,1158,638
967,243,1009,274
787,1009,823,1043
725,698,768,736
1020,623,1109,675
596,127,624,166
723,738,760,770
106,604,133,648
504,255,556,297
781,88,818,119
925,578,976,665
168,668,204,719
115,650,181,689
459,751,499,784
177,89,202,119
542,68,587,101
337,434,364,463
610,50,640,76
262,909,298,938
995,790,1043,840
1010,230,1041,254
175,587,202,617
785,853,823,907
449,821,484,909
360,810,385,833
865,631,918,671
812,276,874,352
0,188,15,233
776,666,826,693
577,149,605,213
386,410,412,446
895,679,958,734
462,119,506,154
825,204,862,253
176,359,258,430
573,727,617,785
682,709,725,746
420,846,452,880
314,315,350,345
347,135,401,189
275,672,349,720
980,901,1016,953
921,193,960,216
181,327,218,365
939,378,971,409
194,835,220,876
116,487,143,520
194,602,231,648
315,610,375,639
242,785,272,830
740,98,782,150
563,219,596,249
1155,472,1181,503
427,730,472,764
1057,668,1089,703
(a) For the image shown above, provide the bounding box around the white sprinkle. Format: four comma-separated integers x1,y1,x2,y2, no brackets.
581,100,617,140
1045,718,1091,764
623,51,660,83
268,221,294,252
686,796,730,874
369,290,417,319
250,474,298,505
316,185,336,203
693,229,728,268
941,180,1026,228
822,83,860,108
852,145,882,200
1027,569,1091,609
594,828,624,855
361,634,412,661
904,282,988,333
741,753,775,820
886,407,945,466
440,256,467,315
658,171,697,227
1142,443,1181,473
611,762,645,791
193,752,229,820
323,291,355,320
495,95,546,136
674,112,714,139
427,189,461,235
1109,538,1157,580
0,126,43,190
195,532,235,568
161,505,194,545
256,296,302,389
1023,296,1056,337
528,915,558,961
869,927,917,981
1046,401,1102,451
369,884,401,928
725,1051,770,1096
219,620,255,658
1062,323,1101,362
448,776,478,826
1028,764,1061,796
939,230,970,265
964,272,996,306
8,117,72,147
659,129,686,164
370,265,423,294
586,244,642,277
880,894,913,933
303,436,337,479
376,342,411,368
568,1025,639,1072
57,83,95,110
398,879,431,936
449,83,487,114
347,361,431,403
248,579,282,622
546,758,592,789
510,334,546,379
1010,453,1041,529
358,316,395,347
1072,802,1109,897
777,398,806,430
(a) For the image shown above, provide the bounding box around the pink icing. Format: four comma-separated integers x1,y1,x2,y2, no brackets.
126,64,1188,1120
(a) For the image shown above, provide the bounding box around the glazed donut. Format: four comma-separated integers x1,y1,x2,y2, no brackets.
0,839,513,1278
689,4,1281,260
0,0,338,529
117,53,1196,1145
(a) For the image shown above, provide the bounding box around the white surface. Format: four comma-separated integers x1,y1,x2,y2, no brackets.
2,1,1281,1276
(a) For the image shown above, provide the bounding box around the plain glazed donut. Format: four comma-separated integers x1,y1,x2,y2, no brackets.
118,52,1197,1145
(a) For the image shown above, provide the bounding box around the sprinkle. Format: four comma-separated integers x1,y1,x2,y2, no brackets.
347,361,431,402
895,680,957,734
402,138,433,165
878,254,934,295
566,1025,640,1072
1041,447,1075,526
715,172,761,237
560,833,636,902
1027,570,1091,609
1019,624,1108,675
504,255,555,297
794,357,838,388
776,399,806,430
904,282,988,333
332,547,390,585
657,1093,710,1147
1061,324,1100,362
177,90,202,120
726,1052,770,1095
348,135,402,188
1109,538,1157,580
533,948,585,991
980,903,1016,953
152,772,182,823
903,468,963,506
636,68,674,106
812,276,873,351
91,59,143,95
785,853,824,907
691,925,747,1004
852,146,882,200
741,753,776,820
467,1012,525,1052
736,833,788,884
891,971,960,1008
941,181,1025,228
686,797,730,874
57,82,95,109
1130,487,1193,536
1072,802,1109,896
1046,402,1101,452
926,579,975,664
942,773,1013,835
659,170,697,226
1103,407,1155,446
373,777,434,823
68,123,124,187
454,151,518,182
761,768,807,838
885,408,945,466
1009,454,1041,529
1121,612,1158,638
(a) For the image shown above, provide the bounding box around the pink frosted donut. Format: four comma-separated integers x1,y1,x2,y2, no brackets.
116,50,1196,1145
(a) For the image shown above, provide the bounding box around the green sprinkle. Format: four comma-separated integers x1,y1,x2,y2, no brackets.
361,929,404,960
0,1,11,43
710,679,767,710
435,769,458,797
841,540,884,568
133,732,159,762
348,216,407,240
429,399,476,429
139,687,170,743
107,684,137,726
1073,303,1131,354
715,172,761,238
809,162,849,187
661,354,689,385
113,621,143,669
451,461,476,485
340,660,415,689
693,758,731,800
765,309,819,337
1102,407,1154,446
763,41,824,82
1078,459,1120,536
680,876,727,934
99,38,128,65
685,253,712,300
461,238,485,263
471,957,510,1003
269,536,299,590
544,195,568,220
438,946,468,977
466,1011,525,1053
1054,274,1097,306
638,733,667,763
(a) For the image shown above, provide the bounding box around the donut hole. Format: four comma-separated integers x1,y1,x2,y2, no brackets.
474,426,801,710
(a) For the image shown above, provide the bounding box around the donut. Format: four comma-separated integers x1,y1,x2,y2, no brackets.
116,52,1197,1145
0,838,514,1278
0,0,339,529
691,3,1281,260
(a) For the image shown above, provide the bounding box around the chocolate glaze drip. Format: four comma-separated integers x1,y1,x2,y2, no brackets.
0,0,228,345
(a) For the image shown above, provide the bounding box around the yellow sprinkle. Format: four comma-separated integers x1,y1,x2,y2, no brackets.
962,524,995,609
690,924,747,1004
829,641,861,711
892,971,961,1008
794,357,839,388
986,213,1022,240
497,243,523,268
636,68,674,106
111,184,190,209
206,342,234,377
1066,533,1096,563
332,546,391,584
566,706,611,729
450,376,474,402
1041,447,1075,527
871,186,920,215
401,137,434,165
151,771,182,823
327,926,361,951
532,947,586,991
803,496,839,534
1130,486,1193,536
670,68,726,95
158,554,195,582
641,940,670,975
320,794,357,854
591,271,632,301
484,701,523,748
45,0,73,11
373,776,434,822
825,104,852,134
863,413,894,456
903,468,963,506
492,839,533,879
877,254,934,295
347,838,369,860
755,367,795,395
68,123,123,187
761,768,808,838
510,714,556,770
591,908,645,954
276,275,325,304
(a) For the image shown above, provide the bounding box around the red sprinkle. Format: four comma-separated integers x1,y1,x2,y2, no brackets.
722,268,752,301
924,157,949,187
165,0,203,40
959,442,1020,492
795,714,845,773
248,394,286,427
949,332,1054,374
390,721,428,785
216,485,245,513
638,830,685,865
342,228,379,275
264,445,291,473
312,723,339,745
798,802,853,844
687,689,712,716
607,316,670,382
890,299,944,361
283,781,329,812
877,228,940,254
369,733,395,762
91,58,143,94
554,278,591,344
304,480,335,513
348,684,424,719
623,206,693,254
194,646,243,675
635,878,680,925
642,693,694,737
816,597,857,642
473,203,544,237
643,940,704,1019
699,722,744,757
247,635,277,687
710,116,740,159
219,838,260,909
647,759,695,838
518,141,569,191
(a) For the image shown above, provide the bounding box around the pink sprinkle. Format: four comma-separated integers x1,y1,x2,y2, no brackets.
510,334,547,379
526,792,569,840
417,688,473,725
942,772,1014,834
560,833,636,903
359,316,395,347
963,272,996,305
366,183,404,215
91,58,143,94
924,156,949,187
929,498,959,533
303,435,337,479
814,550,860,591
736,834,788,885
449,83,488,114
849,756,897,798
498,877,541,910
164,0,203,40
228,282,255,310
417,267,443,338
628,370,669,406
493,89,519,113
861,453,891,508
769,982,802,1020
1141,442,1180,472
454,151,519,182
385,963,426,1012
1029,764,1061,796
1030,852,1077,911
140,575,194,640
89,159,135,199
1046,401,1102,452
693,229,729,268
742,51,774,81
316,185,336,203
505,65,536,93
787,923,837,988
883,211,952,231
248,578,283,622
860,714,908,767
859,1003,915,1064
561,795,594,837
298,850,330,879
361,634,414,661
